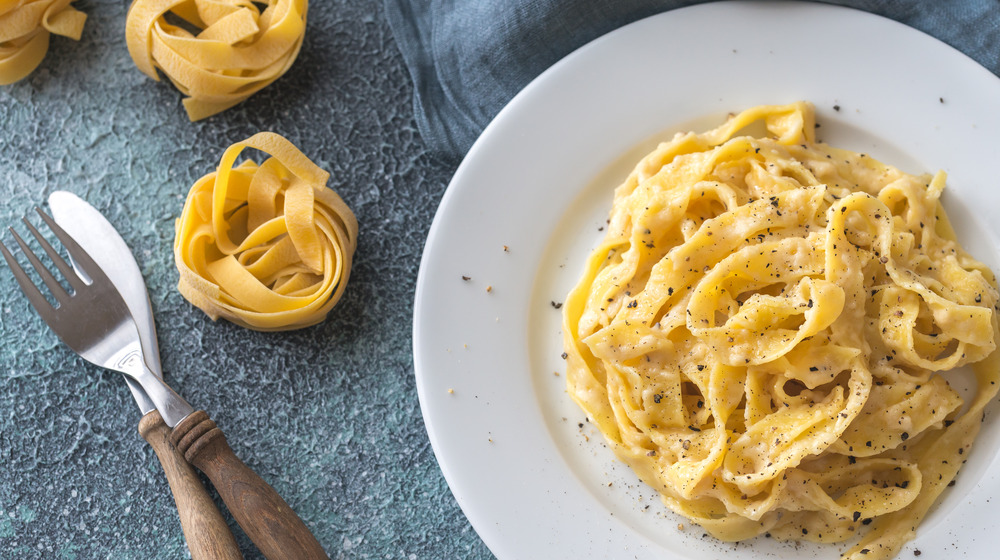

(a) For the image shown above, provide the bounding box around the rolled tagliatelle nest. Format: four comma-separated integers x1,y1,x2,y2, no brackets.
0,0,87,85
125,0,307,121
174,132,358,331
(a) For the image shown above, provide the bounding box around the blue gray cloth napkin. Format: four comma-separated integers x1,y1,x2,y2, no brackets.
383,0,1000,164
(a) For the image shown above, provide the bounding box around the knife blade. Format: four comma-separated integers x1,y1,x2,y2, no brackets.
48,191,243,560
49,192,160,412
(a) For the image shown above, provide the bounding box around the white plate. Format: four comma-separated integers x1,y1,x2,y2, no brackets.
412,2,1000,558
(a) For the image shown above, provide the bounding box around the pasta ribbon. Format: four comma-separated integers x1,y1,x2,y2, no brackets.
174,131,358,331
125,0,307,120
562,102,1000,560
0,0,86,85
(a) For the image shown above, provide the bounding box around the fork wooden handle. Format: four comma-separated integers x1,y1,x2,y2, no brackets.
170,411,329,560
139,410,243,560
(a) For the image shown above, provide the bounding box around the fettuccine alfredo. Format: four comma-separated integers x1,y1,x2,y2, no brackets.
562,102,999,560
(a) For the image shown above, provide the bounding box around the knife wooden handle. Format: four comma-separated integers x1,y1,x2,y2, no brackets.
170,410,329,560
139,410,244,560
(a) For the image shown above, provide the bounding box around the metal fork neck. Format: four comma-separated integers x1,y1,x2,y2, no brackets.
113,342,194,427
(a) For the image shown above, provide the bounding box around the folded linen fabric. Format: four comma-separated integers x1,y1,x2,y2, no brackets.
383,0,1000,164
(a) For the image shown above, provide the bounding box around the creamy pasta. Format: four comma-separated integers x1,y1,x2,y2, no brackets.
174,131,357,331
562,102,999,560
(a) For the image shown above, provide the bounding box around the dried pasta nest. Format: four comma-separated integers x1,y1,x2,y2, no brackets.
174,131,358,331
125,0,307,120
0,0,86,85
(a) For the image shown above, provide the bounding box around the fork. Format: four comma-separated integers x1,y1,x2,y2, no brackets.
1,208,329,560
0,209,195,424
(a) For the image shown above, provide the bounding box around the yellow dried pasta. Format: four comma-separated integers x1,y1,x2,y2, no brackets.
174,131,357,331
0,0,86,85
562,102,1000,560
125,0,307,121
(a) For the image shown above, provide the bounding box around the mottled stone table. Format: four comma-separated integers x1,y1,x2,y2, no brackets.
0,1,490,558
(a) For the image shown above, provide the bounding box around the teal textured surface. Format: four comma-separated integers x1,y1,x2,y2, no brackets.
0,1,487,558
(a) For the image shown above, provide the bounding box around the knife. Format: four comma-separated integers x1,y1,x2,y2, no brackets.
49,191,243,560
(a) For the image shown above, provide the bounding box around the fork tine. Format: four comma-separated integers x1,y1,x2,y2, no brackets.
33,208,106,288
8,225,73,307
0,237,57,324
21,215,87,293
